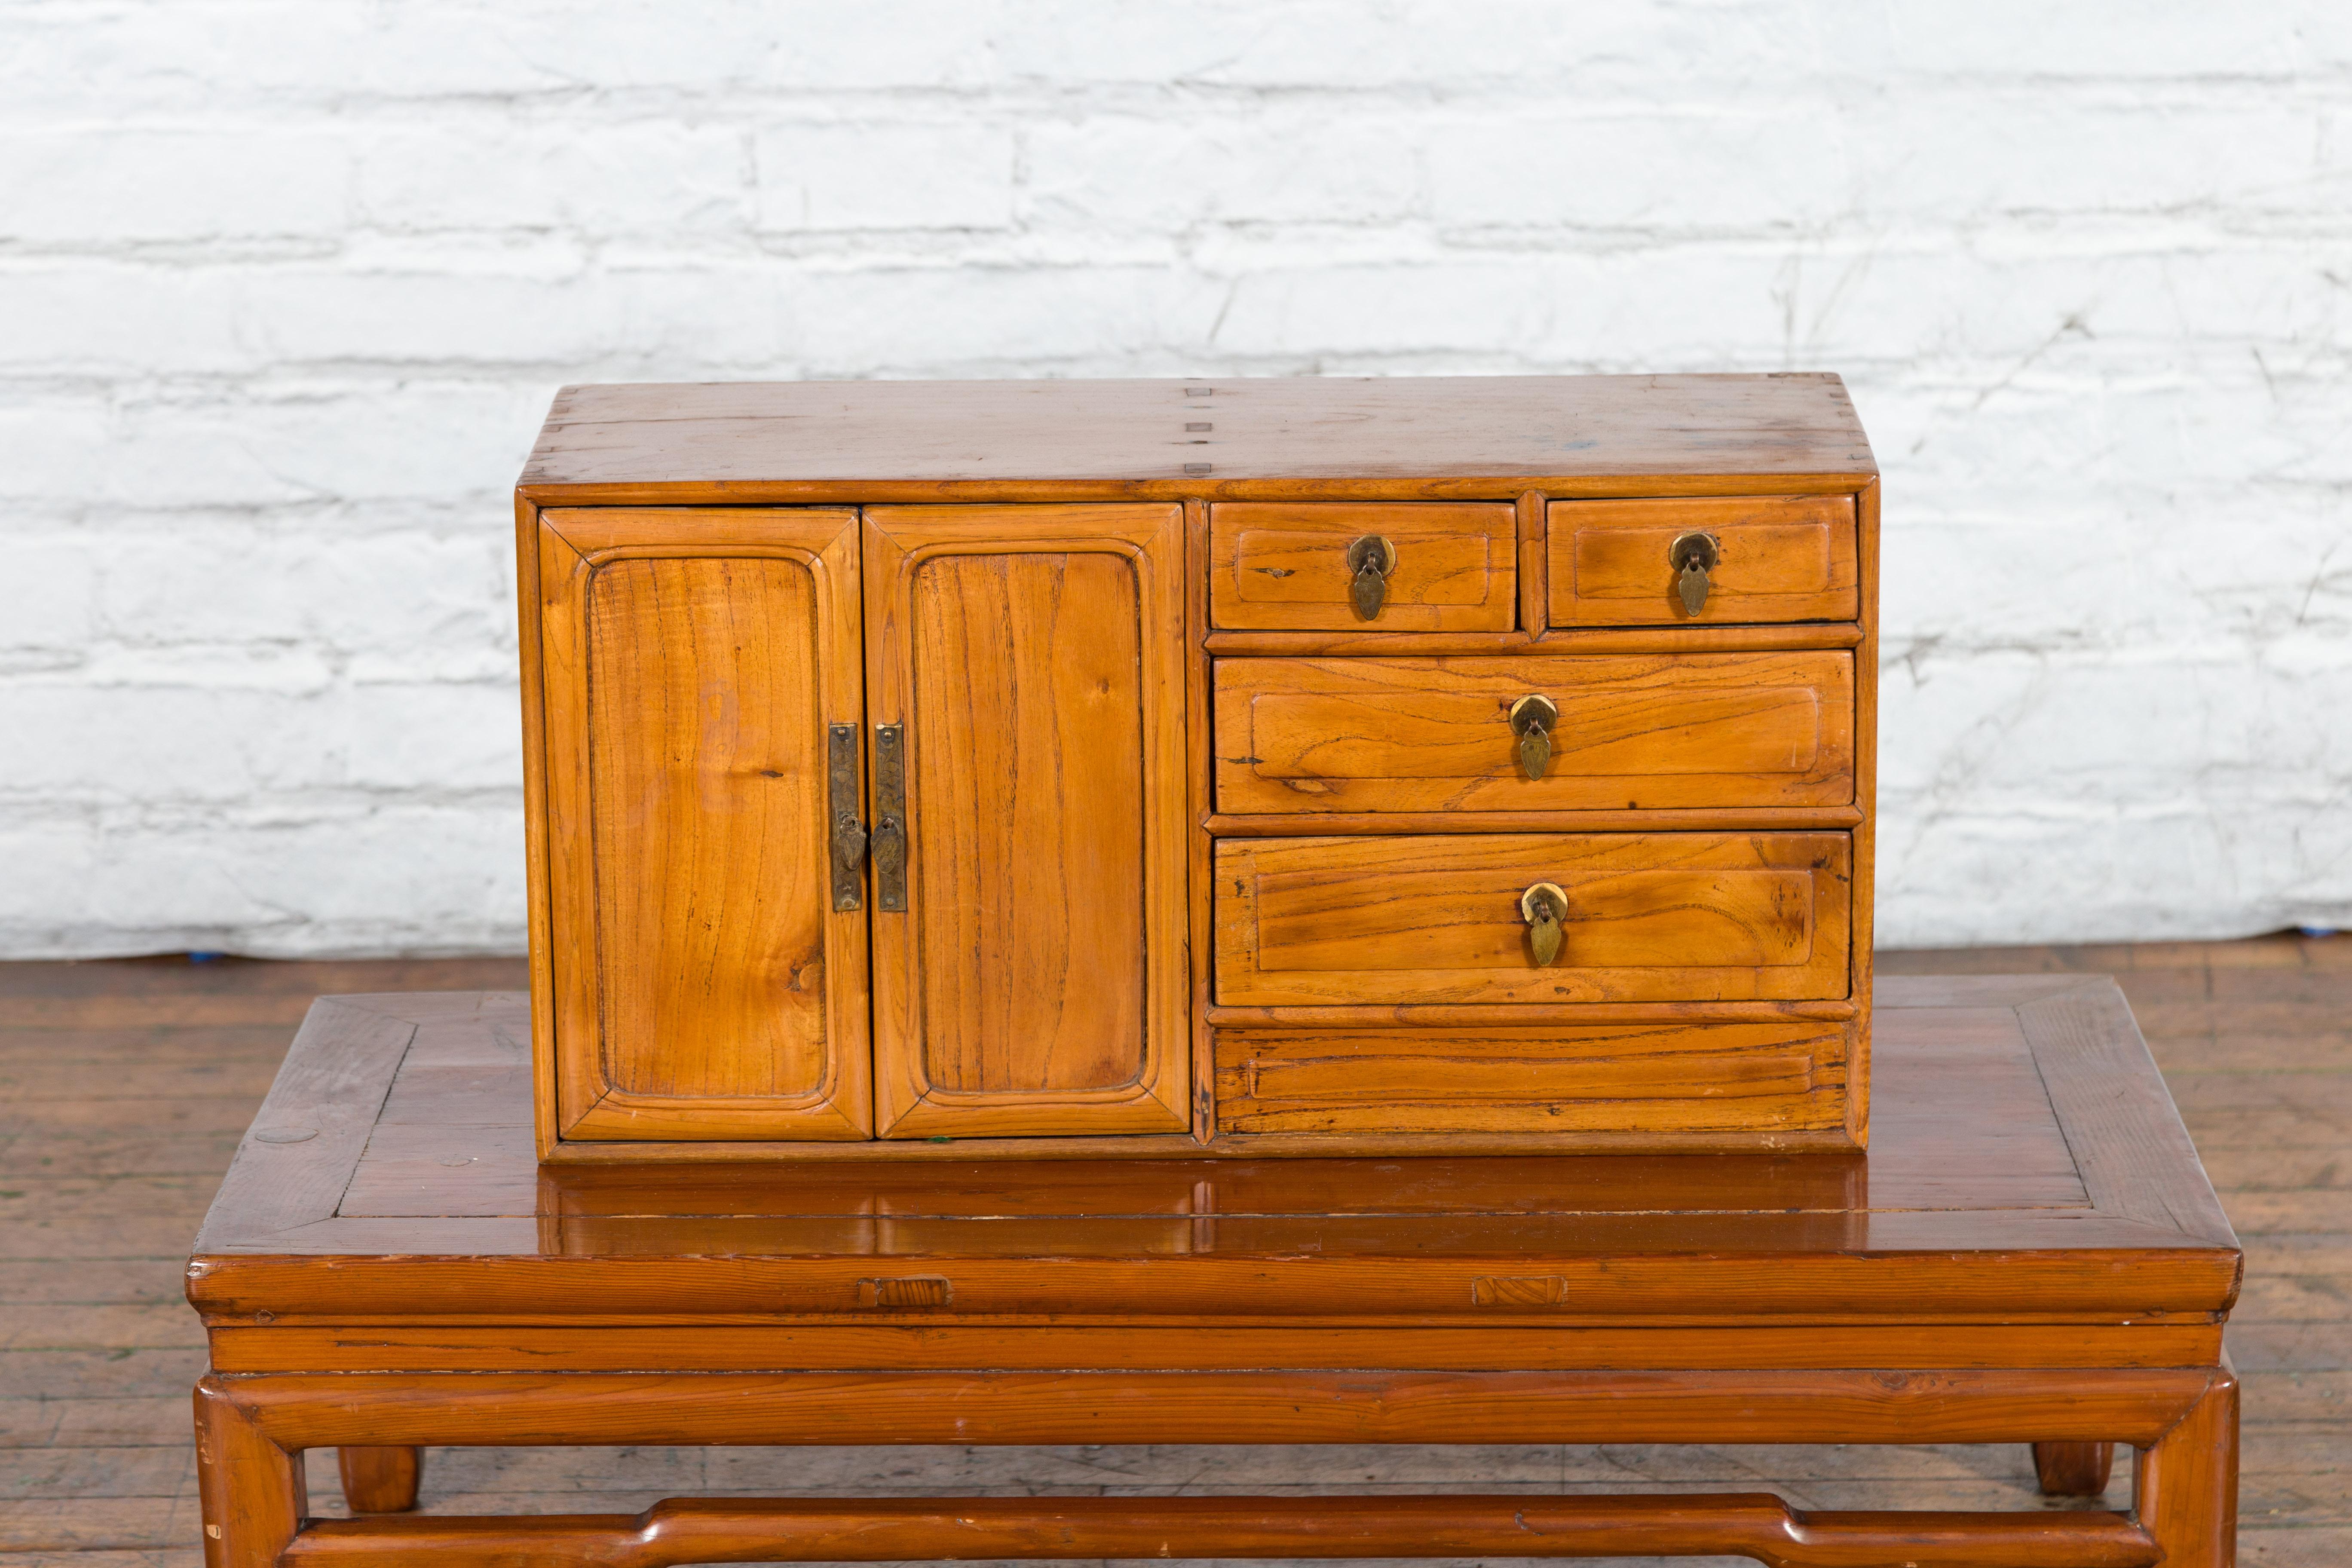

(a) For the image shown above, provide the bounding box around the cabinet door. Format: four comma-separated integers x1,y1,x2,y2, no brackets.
538,508,870,1140
864,505,1190,1138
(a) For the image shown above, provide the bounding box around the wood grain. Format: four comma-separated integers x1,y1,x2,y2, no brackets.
1203,622,1865,656
516,379,1882,1156
1215,833,1853,1006
1207,809,1867,834
2034,1439,2116,1496
1846,474,1880,1145
1184,499,1216,1141
512,496,559,1160
204,1322,2226,1378
586,558,831,1097
2134,1369,2239,1568
1213,1021,1849,1136
1514,489,1549,636
212,1367,2220,1450
1548,495,1860,626
534,508,869,1143
184,996,417,1250
863,506,1188,1138
1213,651,1854,813
1,941,2324,1559
1210,501,1517,631
521,375,1877,491
183,983,2245,1311
2013,979,2240,1250
277,1492,2164,1568
906,552,1143,1096
194,1378,304,1568
333,1447,418,1513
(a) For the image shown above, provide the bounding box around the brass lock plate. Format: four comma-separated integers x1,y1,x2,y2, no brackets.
1345,534,1397,576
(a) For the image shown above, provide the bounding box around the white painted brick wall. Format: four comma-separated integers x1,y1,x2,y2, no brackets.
3,0,2347,957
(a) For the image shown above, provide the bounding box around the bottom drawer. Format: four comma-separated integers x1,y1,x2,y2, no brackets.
1215,1021,1851,1137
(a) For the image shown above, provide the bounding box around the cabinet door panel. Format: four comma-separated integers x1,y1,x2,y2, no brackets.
866,505,1189,1138
539,508,870,1140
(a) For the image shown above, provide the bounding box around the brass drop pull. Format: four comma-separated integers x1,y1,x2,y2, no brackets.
1507,694,1557,781
1520,882,1568,967
1669,530,1721,616
871,723,908,912
1346,534,1396,620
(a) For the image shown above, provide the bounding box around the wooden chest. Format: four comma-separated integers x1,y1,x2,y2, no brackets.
514,374,1878,1161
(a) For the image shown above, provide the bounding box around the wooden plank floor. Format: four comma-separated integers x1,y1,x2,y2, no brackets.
2,939,2345,1566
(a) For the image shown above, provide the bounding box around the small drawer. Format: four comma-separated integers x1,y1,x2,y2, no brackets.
1214,1021,1850,1136
1547,495,1858,626
1214,651,1853,813
1211,502,1516,631
1214,832,1851,1007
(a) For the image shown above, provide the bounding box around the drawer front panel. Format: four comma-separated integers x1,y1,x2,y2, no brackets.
1215,651,1853,813
1215,1021,1850,1136
1548,495,1858,626
1215,833,1851,1006
1211,502,1516,631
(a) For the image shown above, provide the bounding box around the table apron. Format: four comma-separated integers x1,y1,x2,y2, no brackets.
203,1366,2223,1449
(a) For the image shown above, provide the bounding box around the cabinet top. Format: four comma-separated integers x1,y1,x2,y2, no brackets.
520,373,1876,497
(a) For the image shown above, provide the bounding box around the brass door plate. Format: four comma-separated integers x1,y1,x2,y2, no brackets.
827,723,867,911
872,723,908,913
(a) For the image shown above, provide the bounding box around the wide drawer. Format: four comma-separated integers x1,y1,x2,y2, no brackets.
1214,651,1853,813
1214,832,1852,1006
1214,1021,1850,1136
1211,502,1516,631
1548,495,1858,625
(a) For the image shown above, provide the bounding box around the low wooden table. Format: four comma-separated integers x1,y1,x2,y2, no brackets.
188,976,2241,1568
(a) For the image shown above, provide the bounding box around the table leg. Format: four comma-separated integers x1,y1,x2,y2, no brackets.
2033,1440,2115,1495
338,1446,423,1513
195,1378,306,1568
2134,1367,2239,1568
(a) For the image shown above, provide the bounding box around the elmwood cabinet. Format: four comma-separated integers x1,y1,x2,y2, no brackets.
516,374,1879,1160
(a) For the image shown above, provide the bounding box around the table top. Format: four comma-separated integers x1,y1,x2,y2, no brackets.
186,976,2239,1325
518,374,1877,496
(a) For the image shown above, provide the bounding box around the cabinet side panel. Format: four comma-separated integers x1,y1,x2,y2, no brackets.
1849,476,1880,1146
909,552,1148,1094
585,557,834,1099
516,497,559,1159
